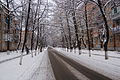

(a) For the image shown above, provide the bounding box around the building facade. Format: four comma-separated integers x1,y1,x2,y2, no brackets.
79,0,120,51
110,1,120,50
0,1,19,51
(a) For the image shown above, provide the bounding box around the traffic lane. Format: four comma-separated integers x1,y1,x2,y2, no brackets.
48,49,79,80
51,49,112,80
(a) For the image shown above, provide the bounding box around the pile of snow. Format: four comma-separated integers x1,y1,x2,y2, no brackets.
56,48,120,80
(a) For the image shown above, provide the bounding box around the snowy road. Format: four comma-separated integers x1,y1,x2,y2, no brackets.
48,48,112,80
0,48,119,80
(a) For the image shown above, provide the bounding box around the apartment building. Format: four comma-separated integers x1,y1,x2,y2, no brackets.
0,1,19,51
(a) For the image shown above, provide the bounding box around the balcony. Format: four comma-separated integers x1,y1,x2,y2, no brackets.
111,6,120,20
111,25,120,34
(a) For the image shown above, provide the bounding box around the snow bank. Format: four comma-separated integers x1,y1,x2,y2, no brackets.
56,48,120,80
0,51,22,62
0,50,45,80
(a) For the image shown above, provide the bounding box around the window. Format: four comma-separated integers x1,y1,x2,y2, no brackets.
113,6,120,14
114,7,117,14
119,35,120,41
117,6,120,12
116,19,120,25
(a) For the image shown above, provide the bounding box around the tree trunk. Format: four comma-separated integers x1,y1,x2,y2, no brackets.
59,16,69,52
72,11,81,54
90,30,94,50
98,33,103,49
85,2,91,57
20,0,31,65
17,8,24,50
81,37,87,48
22,0,31,52
35,25,40,50
97,0,109,59
39,24,43,52
113,34,116,51
65,12,72,52
6,0,10,54
30,0,40,50
35,26,39,56
71,0,81,54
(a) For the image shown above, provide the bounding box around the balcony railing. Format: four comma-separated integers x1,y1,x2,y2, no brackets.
111,26,120,34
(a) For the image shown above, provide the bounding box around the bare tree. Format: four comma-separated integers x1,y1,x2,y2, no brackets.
65,11,72,52
20,0,31,65
17,0,26,50
89,0,110,59
6,0,11,54
84,1,91,57
30,0,41,51
71,0,81,54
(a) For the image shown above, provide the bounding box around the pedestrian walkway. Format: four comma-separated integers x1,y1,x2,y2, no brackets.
29,50,55,80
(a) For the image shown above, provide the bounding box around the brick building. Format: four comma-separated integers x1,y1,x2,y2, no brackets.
78,0,120,51
0,1,19,51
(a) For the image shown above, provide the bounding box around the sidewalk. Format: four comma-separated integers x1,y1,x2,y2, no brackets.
0,51,29,64
58,48,120,59
29,50,55,80
0,51,21,61
0,50,50,80
81,49,120,59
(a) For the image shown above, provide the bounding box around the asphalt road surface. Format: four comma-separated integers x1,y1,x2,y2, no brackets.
48,48,112,80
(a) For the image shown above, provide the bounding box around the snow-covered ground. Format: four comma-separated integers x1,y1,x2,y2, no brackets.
1,47,120,80
29,50,55,80
56,48,120,80
81,49,120,58
0,51,22,62
0,49,55,80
